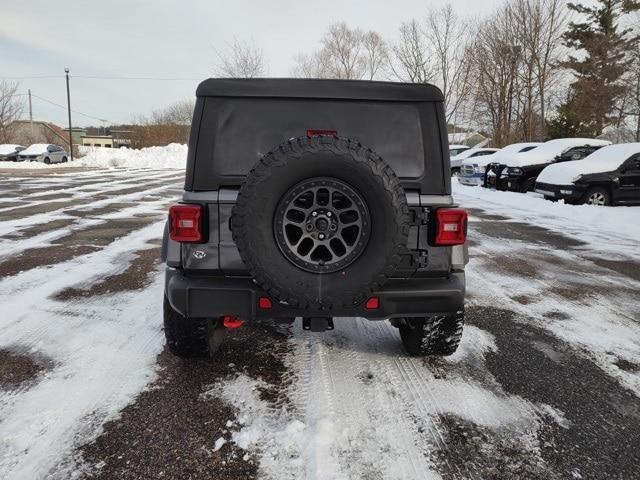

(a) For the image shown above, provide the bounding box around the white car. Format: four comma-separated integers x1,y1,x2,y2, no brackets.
450,147,499,175
458,142,541,186
485,138,611,192
18,144,69,164
449,144,470,157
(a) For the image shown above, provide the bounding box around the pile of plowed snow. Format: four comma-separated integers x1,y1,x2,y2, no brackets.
77,143,187,169
0,144,187,170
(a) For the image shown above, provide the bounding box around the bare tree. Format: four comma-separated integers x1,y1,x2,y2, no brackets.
424,5,475,124
470,0,567,145
362,31,388,80
292,23,387,80
133,99,195,147
216,39,265,78
390,20,435,84
0,80,24,143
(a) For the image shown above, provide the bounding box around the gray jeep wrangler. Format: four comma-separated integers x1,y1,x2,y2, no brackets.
161,78,468,357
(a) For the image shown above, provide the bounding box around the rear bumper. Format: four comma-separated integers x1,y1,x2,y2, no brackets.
165,268,465,321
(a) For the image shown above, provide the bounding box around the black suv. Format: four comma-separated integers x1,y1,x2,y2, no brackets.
161,79,468,358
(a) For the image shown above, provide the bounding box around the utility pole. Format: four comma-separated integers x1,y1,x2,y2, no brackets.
65,67,74,161
28,89,33,123
28,89,33,136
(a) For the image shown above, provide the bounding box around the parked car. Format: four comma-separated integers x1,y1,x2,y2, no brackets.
459,142,541,186
449,144,470,157
484,138,611,192
0,144,26,161
450,147,499,175
162,78,468,358
18,144,68,164
535,143,640,206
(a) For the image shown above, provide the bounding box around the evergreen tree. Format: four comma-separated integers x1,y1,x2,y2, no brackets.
560,0,640,136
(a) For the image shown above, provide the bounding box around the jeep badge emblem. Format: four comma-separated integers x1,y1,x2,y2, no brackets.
193,250,206,259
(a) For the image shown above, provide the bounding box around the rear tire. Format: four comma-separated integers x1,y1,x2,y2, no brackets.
398,311,464,356
163,296,226,357
62,156,68,163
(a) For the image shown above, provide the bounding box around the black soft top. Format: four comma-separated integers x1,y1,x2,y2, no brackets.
196,78,444,102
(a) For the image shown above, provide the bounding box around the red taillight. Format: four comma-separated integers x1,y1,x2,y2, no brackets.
306,129,338,137
365,297,379,310
434,208,467,246
223,316,244,329
169,204,203,243
258,297,272,309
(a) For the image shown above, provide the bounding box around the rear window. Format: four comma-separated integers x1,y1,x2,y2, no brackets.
194,97,436,188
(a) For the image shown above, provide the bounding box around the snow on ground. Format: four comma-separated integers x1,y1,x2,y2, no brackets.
455,180,640,395
0,144,187,170
214,322,564,480
452,179,640,256
76,144,187,169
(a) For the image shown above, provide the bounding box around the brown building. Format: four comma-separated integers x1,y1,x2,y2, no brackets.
8,121,71,151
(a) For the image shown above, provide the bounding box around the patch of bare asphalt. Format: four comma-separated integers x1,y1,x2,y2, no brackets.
0,348,51,389
0,217,158,278
0,200,80,220
465,306,640,479
433,414,559,480
481,255,539,278
54,246,161,300
582,256,640,283
613,358,640,373
466,207,511,222
0,179,181,221
65,202,141,217
2,218,77,240
77,323,292,480
0,201,28,209
511,294,535,305
473,220,586,249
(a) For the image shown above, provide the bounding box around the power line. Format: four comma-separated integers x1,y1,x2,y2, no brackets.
0,75,64,79
30,93,109,123
2,74,203,81
72,75,203,81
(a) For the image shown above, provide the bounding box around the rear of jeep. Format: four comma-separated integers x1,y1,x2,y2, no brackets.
161,78,468,358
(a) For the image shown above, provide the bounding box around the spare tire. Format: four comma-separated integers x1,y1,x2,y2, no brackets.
231,135,410,308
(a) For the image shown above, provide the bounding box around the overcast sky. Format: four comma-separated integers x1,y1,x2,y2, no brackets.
1,0,500,127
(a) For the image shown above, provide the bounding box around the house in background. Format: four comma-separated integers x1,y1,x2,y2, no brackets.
448,131,490,148
9,120,71,151
64,127,87,146
81,135,114,148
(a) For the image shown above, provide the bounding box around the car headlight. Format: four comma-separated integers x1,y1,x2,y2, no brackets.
571,174,582,183
508,167,523,176
473,164,482,173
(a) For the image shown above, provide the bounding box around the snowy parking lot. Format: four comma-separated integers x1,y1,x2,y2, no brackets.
0,163,639,479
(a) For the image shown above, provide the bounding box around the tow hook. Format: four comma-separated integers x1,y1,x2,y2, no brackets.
222,316,244,329
302,317,334,332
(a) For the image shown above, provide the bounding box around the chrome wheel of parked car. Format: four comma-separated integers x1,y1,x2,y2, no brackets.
585,187,610,206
